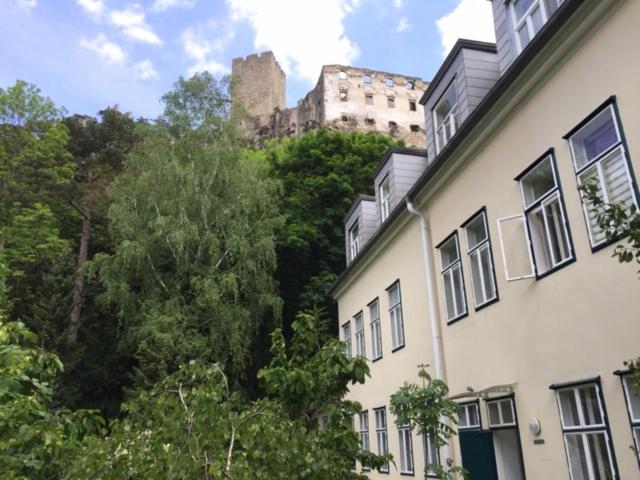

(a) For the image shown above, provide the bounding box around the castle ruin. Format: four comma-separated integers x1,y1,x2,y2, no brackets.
231,51,428,147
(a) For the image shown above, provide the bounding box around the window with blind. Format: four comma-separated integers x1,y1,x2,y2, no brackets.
354,312,365,358
359,411,370,470
374,407,389,472
341,321,351,359
398,422,414,474
566,101,639,249
368,299,382,360
387,281,405,350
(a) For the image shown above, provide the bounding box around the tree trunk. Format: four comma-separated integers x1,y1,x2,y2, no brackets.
67,189,91,345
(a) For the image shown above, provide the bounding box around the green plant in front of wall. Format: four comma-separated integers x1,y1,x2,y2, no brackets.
390,366,466,480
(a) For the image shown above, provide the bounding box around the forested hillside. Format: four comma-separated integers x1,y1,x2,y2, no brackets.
0,73,402,478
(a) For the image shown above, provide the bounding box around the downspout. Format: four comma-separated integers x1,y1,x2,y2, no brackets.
405,198,453,463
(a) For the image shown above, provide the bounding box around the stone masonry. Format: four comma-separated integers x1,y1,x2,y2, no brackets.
231,51,428,148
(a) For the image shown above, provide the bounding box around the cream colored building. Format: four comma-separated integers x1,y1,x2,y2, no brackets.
330,1,640,479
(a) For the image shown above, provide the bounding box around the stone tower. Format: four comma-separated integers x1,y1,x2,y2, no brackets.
231,51,286,127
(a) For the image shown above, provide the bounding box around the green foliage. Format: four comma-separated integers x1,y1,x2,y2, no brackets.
67,314,387,479
92,74,282,388
261,129,401,332
580,180,640,272
390,367,465,480
0,318,102,480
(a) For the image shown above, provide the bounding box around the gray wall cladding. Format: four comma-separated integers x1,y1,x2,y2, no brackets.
423,46,499,160
344,197,377,265
492,0,517,75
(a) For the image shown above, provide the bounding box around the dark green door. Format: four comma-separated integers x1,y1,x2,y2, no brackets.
459,430,498,480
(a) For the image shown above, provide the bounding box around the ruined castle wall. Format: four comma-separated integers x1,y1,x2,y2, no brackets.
319,65,428,148
231,51,286,126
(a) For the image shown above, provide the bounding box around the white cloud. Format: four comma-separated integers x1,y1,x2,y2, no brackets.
181,25,231,76
395,16,410,33
110,6,163,45
80,34,126,63
17,0,37,11
392,0,403,9
75,0,104,17
436,0,495,58
226,0,360,84
133,59,159,79
151,0,196,12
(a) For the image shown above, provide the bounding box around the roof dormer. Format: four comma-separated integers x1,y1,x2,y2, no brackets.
344,196,377,265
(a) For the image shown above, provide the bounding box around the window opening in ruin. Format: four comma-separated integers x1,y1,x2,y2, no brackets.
406,80,415,90
365,94,373,105
410,124,420,133
388,121,397,130
363,74,373,84
340,90,348,101
339,70,348,79
385,77,393,87
409,100,417,111
365,118,375,126
341,115,349,123
387,97,395,109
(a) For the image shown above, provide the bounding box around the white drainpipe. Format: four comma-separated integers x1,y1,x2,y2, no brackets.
405,198,453,463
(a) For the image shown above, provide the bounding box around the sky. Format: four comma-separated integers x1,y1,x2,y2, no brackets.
1,0,495,119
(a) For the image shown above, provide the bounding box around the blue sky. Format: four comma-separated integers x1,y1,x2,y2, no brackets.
1,0,495,119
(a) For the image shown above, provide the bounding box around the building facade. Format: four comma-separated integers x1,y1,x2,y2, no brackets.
231,54,428,147
331,1,640,479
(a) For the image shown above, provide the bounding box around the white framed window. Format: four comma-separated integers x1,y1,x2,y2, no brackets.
458,402,481,430
423,433,440,477
379,175,391,222
486,398,517,428
398,422,414,474
463,209,498,309
621,374,640,463
354,312,365,358
359,410,371,469
433,81,459,153
348,221,360,260
438,233,467,323
517,152,574,277
555,382,617,480
342,321,352,359
510,0,549,52
387,281,405,350
368,299,382,361
375,407,389,472
566,101,639,248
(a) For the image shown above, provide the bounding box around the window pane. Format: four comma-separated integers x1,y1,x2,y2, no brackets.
634,428,640,454
585,432,613,480
513,0,535,21
602,147,633,206
624,376,640,421
470,250,485,306
457,405,468,427
500,399,515,425
443,269,456,321
578,165,607,245
479,246,496,301
521,157,556,207
435,83,457,124
389,283,400,306
530,5,544,34
566,434,590,480
570,108,620,169
467,404,479,426
559,390,581,427
517,23,530,48
452,264,466,316
488,402,501,426
355,314,363,332
543,195,570,265
465,214,488,249
440,236,459,268
528,207,551,273
578,385,603,426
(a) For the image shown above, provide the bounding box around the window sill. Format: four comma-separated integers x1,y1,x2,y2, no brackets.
535,256,576,280
446,312,469,326
474,296,499,313
391,344,406,353
371,355,383,363
400,471,415,476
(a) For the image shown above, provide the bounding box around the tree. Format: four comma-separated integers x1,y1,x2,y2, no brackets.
92,73,282,388
390,366,465,480
66,313,387,479
260,129,402,334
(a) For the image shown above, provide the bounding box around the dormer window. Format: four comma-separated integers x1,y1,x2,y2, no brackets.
433,81,459,153
510,0,550,52
349,221,360,259
380,176,391,222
